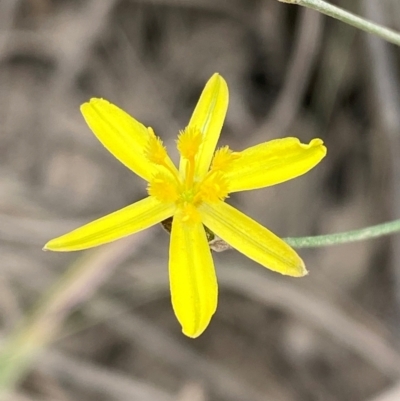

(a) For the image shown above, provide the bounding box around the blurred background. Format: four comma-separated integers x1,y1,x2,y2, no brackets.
1,0,400,400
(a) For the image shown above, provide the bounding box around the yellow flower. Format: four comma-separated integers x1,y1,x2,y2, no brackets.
44,73,326,338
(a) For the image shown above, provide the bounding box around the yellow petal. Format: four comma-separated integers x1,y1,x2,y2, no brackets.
44,197,175,251
225,138,327,192
169,211,218,338
81,99,161,181
199,201,306,277
180,73,229,178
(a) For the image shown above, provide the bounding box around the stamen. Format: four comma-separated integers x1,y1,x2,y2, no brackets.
177,126,202,189
145,129,168,166
198,172,229,203
147,172,179,203
145,128,180,183
177,126,203,160
185,157,195,189
211,146,240,172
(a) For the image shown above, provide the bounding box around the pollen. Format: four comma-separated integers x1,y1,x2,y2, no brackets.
147,172,179,203
145,128,168,165
177,126,203,159
199,172,229,203
211,146,240,172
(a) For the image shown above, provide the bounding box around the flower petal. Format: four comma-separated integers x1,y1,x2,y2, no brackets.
44,197,175,251
81,99,161,181
169,211,218,338
180,73,229,177
199,201,306,277
225,138,327,192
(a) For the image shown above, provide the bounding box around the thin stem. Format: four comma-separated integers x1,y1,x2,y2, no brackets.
284,219,400,248
279,0,400,47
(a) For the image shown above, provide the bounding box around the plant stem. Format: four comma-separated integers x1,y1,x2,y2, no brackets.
284,219,400,248
279,0,400,47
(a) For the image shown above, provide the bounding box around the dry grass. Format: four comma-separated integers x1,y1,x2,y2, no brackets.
1,0,400,400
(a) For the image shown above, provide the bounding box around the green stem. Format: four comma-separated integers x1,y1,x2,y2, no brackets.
284,219,400,248
279,0,400,47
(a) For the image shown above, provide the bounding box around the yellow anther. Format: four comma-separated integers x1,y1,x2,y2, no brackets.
177,126,203,160
198,172,229,203
145,130,168,165
147,172,179,203
211,146,240,172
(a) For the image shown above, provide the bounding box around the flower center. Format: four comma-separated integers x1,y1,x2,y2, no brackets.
146,127,238,213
